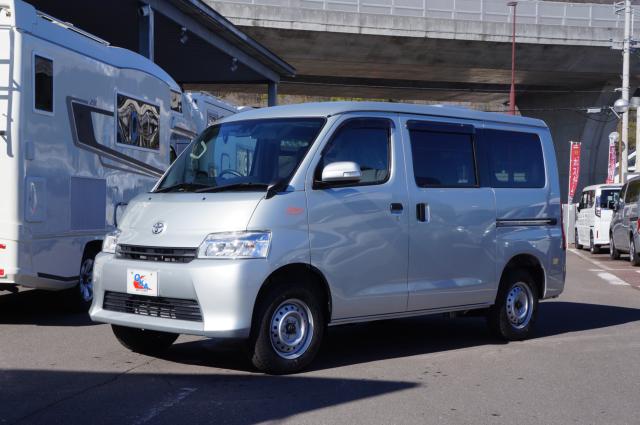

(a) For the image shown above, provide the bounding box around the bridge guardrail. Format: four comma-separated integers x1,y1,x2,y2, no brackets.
216,0,632,29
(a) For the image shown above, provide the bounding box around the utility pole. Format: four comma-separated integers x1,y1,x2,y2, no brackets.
621,0,632,182
508,2,518,115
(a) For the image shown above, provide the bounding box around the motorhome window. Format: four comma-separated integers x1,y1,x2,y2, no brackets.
34,55,53,112
409,129,476,187
156,118,326,192
170,91,182,113
317,119,391,186
479,130,545,188
116,94,160,150
600,189,620,208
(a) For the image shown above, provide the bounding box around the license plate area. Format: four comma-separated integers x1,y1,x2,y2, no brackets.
126,269,158,297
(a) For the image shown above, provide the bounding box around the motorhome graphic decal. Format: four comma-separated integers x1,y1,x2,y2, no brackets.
116,94,160,150
66,97,163,178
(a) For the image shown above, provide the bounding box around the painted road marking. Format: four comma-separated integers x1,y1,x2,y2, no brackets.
569,249,634,286
132,387,197,425
597,272,631,286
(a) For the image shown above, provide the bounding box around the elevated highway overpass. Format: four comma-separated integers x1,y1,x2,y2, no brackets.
201,0,640,195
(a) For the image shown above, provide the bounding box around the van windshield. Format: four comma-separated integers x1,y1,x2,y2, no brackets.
600,189,620,209
155,118,326,193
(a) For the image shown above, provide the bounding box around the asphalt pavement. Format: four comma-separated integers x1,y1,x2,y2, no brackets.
1,250,640,425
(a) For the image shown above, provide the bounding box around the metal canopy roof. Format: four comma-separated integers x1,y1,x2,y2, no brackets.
26,0,295,86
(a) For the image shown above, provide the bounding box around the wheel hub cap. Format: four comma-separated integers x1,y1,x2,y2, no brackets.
505,283,534,329
270,299,314,360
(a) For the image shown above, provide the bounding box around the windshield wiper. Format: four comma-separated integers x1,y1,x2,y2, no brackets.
195,182,270,193
154,182,208,193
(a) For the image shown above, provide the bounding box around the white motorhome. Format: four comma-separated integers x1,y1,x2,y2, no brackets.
0,0,188,308
169,92,242,162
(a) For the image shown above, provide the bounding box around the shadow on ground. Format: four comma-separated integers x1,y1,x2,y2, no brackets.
0,369,417,425
158,301,640,373
0,289,95,327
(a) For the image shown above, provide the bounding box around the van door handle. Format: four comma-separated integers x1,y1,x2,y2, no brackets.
417,203,429,222
390,203,404,214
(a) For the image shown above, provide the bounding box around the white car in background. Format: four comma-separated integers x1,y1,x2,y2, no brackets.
575,184,622,253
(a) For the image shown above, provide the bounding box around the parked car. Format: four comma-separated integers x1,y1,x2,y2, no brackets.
574,184,622,253
89,102,566,374
610,177,640,265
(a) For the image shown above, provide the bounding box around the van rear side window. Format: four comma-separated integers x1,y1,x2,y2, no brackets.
34,55,53,113
478,130,545,188
408,129,477,187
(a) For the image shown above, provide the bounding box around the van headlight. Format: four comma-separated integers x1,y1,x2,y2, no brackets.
102,230,121,254
197,231,271,259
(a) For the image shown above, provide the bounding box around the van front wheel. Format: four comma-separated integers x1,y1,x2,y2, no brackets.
574,229,582,249
590,232,600,254
487,270,538,341
111,325,178,354
249,284,325,374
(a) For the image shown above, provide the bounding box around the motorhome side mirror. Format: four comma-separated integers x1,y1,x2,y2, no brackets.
321,161,362,184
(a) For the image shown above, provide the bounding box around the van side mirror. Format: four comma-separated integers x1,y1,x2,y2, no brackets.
321,161,362,184
576,204,581,212
609,200,616,210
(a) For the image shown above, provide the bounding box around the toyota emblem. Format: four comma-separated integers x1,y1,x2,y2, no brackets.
152,222,166,235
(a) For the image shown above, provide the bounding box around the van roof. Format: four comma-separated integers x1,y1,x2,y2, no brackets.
12,0,180,92
582,184,623,191
219,101,549,128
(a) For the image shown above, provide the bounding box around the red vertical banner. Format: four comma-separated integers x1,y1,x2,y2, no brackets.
606,138,617,184
568,141,581,203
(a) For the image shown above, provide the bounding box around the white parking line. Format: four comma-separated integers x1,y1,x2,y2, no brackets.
569,248,613,271
569,249,633,286
597,272,631,286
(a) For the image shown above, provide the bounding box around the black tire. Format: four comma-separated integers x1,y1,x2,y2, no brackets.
112,325,178,354
248,283,325,374
590,232,600,254
630,237,640,266
610,233,621,260
487,270,539,341
65,246,100,312
575,229,582,249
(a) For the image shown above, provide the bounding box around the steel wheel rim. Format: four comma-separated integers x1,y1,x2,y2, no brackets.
505,283,534,329
79,258,94,303
269,298,314,360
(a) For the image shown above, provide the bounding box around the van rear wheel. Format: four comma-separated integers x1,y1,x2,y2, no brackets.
111,325,178,354
610,233,620,260
630,238,640,266
574,229,582,249
249,283,325,374
487,270,538,341
590,232,600,254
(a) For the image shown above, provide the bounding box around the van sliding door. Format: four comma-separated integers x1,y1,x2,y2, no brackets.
403,118,497,311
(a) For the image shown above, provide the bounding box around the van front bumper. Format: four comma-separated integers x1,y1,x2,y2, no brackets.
89,252,271,339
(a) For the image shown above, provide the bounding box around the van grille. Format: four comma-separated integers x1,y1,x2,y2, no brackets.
103,291,203,322
116,244,197,263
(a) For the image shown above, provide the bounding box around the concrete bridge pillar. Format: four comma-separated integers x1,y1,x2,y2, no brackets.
517,83,619,200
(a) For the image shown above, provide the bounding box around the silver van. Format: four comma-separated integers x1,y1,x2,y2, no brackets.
610,177,640,264
89,102,566,374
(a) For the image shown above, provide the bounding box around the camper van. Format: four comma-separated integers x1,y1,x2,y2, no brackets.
0,0,189,309
90,102,566,374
